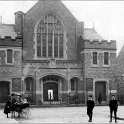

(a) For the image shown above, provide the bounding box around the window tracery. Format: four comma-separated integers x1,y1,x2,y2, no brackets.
36,15,64,58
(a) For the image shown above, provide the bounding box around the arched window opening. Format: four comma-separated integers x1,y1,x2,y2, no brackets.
70,77,78,91
25,77,34,92
36,15,64,58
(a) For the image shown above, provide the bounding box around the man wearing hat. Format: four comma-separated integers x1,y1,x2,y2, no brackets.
87,95,95,122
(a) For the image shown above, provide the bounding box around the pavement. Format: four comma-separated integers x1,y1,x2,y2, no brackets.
0,106,124,123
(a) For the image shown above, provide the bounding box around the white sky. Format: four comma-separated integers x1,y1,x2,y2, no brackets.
0,1,124,54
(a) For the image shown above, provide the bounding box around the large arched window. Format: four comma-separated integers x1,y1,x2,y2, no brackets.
36,14,64,58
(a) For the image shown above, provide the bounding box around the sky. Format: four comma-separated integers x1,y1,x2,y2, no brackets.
0,1,124,54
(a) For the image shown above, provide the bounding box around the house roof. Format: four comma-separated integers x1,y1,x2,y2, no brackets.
83,28,104,41
0,24,103,41
0,24,17,39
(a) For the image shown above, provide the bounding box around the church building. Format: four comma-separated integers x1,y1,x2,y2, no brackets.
0,0,117,105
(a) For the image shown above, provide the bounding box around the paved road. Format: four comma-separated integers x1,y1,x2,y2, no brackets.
0,106,124,123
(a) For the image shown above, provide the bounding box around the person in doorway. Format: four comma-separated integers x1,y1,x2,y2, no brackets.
109,95,118,123
87,95,95,122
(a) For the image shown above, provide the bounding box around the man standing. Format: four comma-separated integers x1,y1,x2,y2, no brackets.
87,95,95,122
109,95,118,123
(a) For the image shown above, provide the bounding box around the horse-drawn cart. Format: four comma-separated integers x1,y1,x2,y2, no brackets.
12,102,30,118
4,93,30,118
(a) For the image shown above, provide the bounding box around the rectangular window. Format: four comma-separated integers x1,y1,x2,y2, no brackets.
104,52,109,65
92,52,97,65
7,49,13,64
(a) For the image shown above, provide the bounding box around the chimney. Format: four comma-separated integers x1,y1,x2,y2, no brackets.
15,11,24,35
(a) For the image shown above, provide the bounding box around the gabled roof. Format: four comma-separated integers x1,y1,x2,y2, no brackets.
0,24,17,39
25,0,78,23
83,28,104,41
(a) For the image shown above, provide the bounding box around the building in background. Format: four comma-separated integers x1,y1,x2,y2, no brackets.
0,0,117,105
113,44,124,104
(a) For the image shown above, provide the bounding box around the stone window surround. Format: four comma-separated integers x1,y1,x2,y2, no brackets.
103,51,110,66
0,47,21,65
90,50,112,67
6,49,13,64
91,51,99,67
33,14,67,60
92,51,98,66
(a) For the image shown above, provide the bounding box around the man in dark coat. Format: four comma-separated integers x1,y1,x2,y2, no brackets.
109,95,118,123
4,97,11,118
87,95,95,122
11,95,17,118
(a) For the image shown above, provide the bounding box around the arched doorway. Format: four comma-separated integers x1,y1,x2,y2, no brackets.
0,81,10,103
42,75,65,102
43,82,58,101
42,75,60,102
95,81,107,104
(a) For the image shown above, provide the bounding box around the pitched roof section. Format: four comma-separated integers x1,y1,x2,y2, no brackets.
25,0,78,22
0,24,17,39
83,28,104,41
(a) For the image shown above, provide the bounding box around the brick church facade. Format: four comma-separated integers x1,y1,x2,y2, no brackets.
0,0,117,105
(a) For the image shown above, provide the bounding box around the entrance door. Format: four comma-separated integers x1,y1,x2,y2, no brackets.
43,82,58,101
95,81,106,103
0,81,9,103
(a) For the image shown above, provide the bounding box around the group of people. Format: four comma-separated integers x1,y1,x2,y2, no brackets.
87,95,118,123
4,94,118,122
4,94,29,118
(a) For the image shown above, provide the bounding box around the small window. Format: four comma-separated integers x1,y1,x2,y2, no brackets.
104,52,109,65
71,79,75,91
92,52,98,65
6,49,13,64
